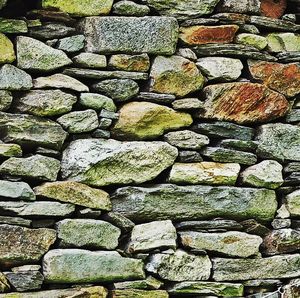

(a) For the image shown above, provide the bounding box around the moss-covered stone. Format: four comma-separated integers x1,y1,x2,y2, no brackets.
0,18,27,34
108,54,150,72
111,290,168,298
267,33,300,52
235,33,267,50
113,1,150,16
0,33,15,64
0,144,22,157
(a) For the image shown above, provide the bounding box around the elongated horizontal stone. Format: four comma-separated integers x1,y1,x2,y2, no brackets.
81,16,179,55
261,0,287,18
111,290,168,298
267,33,300,52
112,184,277,222
0,180,35,201
285,190,300,217
43,249,145,283
250,16,300,32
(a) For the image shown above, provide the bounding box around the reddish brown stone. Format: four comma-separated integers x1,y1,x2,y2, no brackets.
200,82,289,124
180,25,239,45
261,0,287,19
249,60,300,98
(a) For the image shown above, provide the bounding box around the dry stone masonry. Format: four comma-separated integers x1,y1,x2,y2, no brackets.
0,0,300,297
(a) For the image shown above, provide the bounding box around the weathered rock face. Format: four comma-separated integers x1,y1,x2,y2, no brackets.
285,190,300,217
0,33,15,64
109,54,150,72
61,139,178,186
216,0,261,14
0,180,35,201
260,0,286,18
267,33,300,52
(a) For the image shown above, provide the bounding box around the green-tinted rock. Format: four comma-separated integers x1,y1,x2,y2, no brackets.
0,180,35,201
0,90,12,111
73,53,107,68
113,1,150,16
0,144,22,157
43,249,145,283
0,33,15,64
219,139,258,152
285,190,300,217
0,155,60,182
42,0,113,16
112,184,277,222
235,33,267,50
111,290,168,298
34,181,111,210
112,101,192,140
17,36,72,72
267,33,300,52
56,219,120,249
57,35,85,53
79,93,116,111
0,18,27,34
109,54,150,72
150,55,204,97
0,65,32,90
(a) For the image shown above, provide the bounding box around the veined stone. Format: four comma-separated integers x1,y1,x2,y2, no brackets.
169,162,240,185
111,184,277,222
0,33,15,63
261,0,287,18
248,60,300,98
240,160,283,189
81,16,179,55
73,53,107,68
0,143,22,157
216,0,261,14
56,35,85,53
149,55,204,97
196,57,243,82
180,25,239,45
0,224,56,267
17,36,72,72
267,33,300,52
111,290,168,298
108,54,150,72
113,1,150,16
114,276,163,290
180,231,262,257
0,272,9,292
112,102,192,140
61,139,178,186
127,220,177,253
34,181,111,210
0,155,60,182
146,250,211,281
43,249,145,283
42,0,113,16
79,93,116,112
200,82,289,124
0,180,35,201
0,90,12,111
235,33,267,50
285,190,300,217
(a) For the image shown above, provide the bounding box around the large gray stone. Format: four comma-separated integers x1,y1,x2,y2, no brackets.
80,16,179,55
0,180,35,201
216,0,261,14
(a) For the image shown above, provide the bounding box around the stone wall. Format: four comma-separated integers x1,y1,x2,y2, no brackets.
0,0,300,297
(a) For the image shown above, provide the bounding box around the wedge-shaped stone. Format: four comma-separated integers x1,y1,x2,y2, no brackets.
112,184,277,222
43,249,145,283
0,180,35,201
169,162,240,185
0,224,56,267
81,16,179,55
180,231,262,257
61,139,178,186
0,112,67,150
112,102,192,140
0,33,15,63
34,181,111,210
213,254,300,281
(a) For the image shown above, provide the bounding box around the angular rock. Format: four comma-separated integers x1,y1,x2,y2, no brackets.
178,151,203,163
0,90,12,111
235,33,267,50
0,224,56,268
0,216,31,227
0,33,15,64
14,90,77,117
146,250,211,281
285,190,300,217
57,110,99,133
180,231,262,257
240,160,283,189
219,139,258,152
128,220,176,253
43,249,145,283
17,36,72,72
34,181,111,210
0,143,22,157
61,139,178,186
73,53,107,68
250,16,300,32
0,19,27,34
113,1,150,16
57,35,85,53
150,55,204,97
112,102,192,140
216,0,261,14
101,212,135,232
135,92,176,104
112,184,277,222
79,93,116,112
56,219,120,249
196,57,243,81
172,98,204,110
4,271,43,292
114,276,162,290
0,180,35,201
200,82,289,124
111,290,168,298
0,155,60,182
109,54,150,72
267,33,300,52
261,0,286,18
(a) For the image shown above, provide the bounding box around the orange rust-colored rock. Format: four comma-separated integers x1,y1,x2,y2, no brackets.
200,82,289,124
260,0,287,19
249,60,300,98
180,25,239,45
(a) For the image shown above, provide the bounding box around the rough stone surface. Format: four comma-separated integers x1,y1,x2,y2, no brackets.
0,144,22,157
0,180,35,201
0,33,15,64
109,54,150,72
216,0,261,14
4,271,43,292
73,53,107,68
79,93,116,111
285,190,300,217
111,290,168,298
0,90,12,111
56,35,85,53
235,33,267,50
113,1,150,16
267,33,300,52
261,0,287,18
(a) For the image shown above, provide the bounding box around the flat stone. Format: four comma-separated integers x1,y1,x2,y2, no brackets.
240,160,283,189
250,16,300,32
109,54,150,72
219,139,258,152
56,219,120,249
0,64,32,90
79,93,116,112
180,25,239,45
235,33,267,50
0,144,22,157
14,90,77,117
0,180,35,201
114,276,162,290
111,290,168,298
249,60,300,98
146,250,211,281
0,216,31,227
196,57,243,81
0,19,27,34
172,98,204,109
180,231,262,257
0,155,60,182
0,90,12,111
43,249,145,283
0,224,56,268
240,220,270,238
135,92,176,104
0,33,15,64
17,36,72,72
0,112,67,150
4,271,43,292
216,0,261,14
111,184,277,222
57,110,99,133
200,82,289,124
169,162,240,185
212,254,300,281
81,16,178,55
113,1,150,16
267,33,300,52
261,0,287,18
178,151,203,163
276,52,300,63
56,35,85,52
285,190,300,217
73,53,107,68
101,212,135,232
34,181,111,210
112,102,192,140
127,220,176,253
150,55,204,97
61,139,177,186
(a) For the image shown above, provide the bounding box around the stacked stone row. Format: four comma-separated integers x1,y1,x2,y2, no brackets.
0,0,300,297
